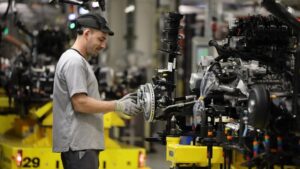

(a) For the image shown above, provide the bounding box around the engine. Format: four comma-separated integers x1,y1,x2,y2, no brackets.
200,15,298,132
192,15,300,167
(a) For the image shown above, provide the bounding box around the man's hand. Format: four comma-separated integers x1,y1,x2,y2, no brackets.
115,93,142,116
119,92,137,102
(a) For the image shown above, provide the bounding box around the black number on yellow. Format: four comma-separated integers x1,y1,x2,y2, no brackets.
22,157,31,167
32,157,40,167
22,157,40,168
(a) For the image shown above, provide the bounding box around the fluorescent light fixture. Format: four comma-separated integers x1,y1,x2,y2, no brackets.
287,6,294,14
68,13,76,20
125,5,135,13
79,7,89,14
179,5,204,14
92,1,99,8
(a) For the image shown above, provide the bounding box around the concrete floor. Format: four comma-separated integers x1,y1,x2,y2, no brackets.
146,144,170,169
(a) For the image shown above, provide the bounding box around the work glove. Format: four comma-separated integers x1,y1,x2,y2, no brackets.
119,92,137,102
115,92,142,116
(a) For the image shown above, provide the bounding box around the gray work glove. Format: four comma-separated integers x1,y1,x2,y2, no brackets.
115,92,142,116
119,92,137,101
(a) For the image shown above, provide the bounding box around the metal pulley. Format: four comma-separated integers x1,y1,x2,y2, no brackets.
137,83,156,122
247,84,271,129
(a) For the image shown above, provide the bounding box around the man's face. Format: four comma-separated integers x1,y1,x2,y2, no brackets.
85,29,108,57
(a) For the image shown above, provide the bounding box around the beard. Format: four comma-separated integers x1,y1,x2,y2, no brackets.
87,47,100,58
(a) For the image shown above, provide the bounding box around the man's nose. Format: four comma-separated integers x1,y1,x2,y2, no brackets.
101,42,107,49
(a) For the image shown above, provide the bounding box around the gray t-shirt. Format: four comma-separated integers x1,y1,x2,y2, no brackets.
52,49,104,152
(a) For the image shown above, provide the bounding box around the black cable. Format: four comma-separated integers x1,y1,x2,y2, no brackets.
1,0,12,20
262,0,300,31
97,0,105,11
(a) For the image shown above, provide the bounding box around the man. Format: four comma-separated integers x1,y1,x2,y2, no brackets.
52,13,141,169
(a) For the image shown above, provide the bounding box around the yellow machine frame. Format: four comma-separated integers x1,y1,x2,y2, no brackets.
165,137,297,169
166,137,223,169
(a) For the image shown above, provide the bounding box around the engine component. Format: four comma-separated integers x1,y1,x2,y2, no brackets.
137,83,155,122
247,85,271,129
138,12,183,123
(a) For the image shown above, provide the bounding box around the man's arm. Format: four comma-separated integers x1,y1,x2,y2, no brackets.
71,93,115,114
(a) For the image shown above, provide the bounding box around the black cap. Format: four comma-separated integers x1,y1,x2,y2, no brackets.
76,13,114,36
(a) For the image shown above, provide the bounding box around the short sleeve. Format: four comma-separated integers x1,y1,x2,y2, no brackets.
63,57,88,97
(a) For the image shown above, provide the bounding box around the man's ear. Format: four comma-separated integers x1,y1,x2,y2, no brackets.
82,28,91,40
83,28,89,35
